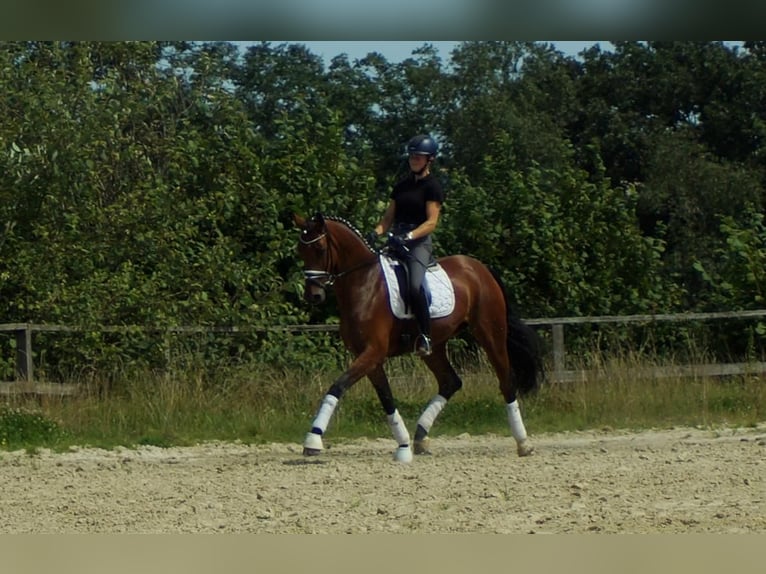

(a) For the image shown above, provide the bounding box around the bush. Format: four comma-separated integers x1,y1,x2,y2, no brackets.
0,406,67,449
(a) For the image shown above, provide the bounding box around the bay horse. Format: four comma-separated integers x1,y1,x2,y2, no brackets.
294,213,543,462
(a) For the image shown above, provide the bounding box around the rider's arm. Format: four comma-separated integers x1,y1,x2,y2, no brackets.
409,201,441,240
374,201,396,236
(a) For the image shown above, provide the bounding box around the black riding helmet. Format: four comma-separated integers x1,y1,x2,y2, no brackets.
406,134,438,157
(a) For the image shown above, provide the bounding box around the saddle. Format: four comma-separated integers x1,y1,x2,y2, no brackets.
379,254,455,320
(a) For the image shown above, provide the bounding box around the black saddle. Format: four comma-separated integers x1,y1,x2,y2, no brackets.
387,253,432,314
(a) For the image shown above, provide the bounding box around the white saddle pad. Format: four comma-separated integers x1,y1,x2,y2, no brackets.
379,255,455,319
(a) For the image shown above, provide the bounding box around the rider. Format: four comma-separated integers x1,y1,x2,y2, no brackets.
370,134,445,357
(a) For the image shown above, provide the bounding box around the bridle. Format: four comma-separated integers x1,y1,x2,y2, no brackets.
299,227,377,292
299,230,335,290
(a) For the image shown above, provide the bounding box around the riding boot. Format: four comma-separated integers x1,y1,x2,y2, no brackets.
412,288,432,356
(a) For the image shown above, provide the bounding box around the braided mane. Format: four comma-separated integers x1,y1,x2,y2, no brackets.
320,214,376,250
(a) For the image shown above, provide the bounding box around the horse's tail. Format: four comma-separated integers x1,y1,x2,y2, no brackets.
489,267,544,396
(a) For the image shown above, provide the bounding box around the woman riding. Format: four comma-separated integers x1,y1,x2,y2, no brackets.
370,134,445,357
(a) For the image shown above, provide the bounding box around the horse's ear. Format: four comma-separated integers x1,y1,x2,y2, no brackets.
293,213,306,228
313,212,325,225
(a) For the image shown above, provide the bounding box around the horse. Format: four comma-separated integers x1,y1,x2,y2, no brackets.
293,212,543,462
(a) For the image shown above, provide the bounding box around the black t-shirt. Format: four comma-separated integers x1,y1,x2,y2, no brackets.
390,173,445,226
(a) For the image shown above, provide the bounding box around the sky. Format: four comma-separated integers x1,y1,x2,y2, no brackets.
270,41,610,65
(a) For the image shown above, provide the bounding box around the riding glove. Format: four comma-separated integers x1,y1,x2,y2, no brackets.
365,231,379,246
388,233,410,252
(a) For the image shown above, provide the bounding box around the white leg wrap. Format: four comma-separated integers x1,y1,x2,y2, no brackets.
417,394,448,433
303,431,324,451
387,410,410,446
311,394,339,435
506,400,528,442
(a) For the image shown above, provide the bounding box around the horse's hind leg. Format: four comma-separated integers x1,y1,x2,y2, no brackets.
368,365,413,463
472,318,534,457
414,343,463,455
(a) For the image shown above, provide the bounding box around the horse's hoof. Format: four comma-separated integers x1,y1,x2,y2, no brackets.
413,438,432,455
303,431,324,455
517,441,535,457
393,445,413,463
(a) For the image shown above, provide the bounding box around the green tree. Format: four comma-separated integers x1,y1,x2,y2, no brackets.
441,133,668,317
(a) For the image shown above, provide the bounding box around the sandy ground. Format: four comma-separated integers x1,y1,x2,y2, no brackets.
1,425,764,533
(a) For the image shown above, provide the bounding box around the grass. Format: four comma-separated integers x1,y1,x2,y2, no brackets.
1,350,765,452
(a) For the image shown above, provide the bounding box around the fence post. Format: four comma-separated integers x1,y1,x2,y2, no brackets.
551,323,565,380
15,324,33,383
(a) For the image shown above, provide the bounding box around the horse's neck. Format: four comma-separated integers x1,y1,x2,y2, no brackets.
328,223,373,270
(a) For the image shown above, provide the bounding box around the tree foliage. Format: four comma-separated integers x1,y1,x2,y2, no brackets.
1,40,765,373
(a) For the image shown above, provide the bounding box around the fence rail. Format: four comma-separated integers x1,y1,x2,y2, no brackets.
3,310,766,393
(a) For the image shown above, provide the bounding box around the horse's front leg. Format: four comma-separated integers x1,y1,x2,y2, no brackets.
303,349,383,456
367,365,413,463
413,343,463,455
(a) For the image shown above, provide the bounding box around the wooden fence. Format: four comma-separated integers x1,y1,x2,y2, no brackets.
523,310,766,382
3,309,766,393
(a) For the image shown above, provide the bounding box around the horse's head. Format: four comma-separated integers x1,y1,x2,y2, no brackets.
294,212,332,304
293,212,376,306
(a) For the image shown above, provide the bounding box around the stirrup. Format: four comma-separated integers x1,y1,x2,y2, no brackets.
415,334,432,357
